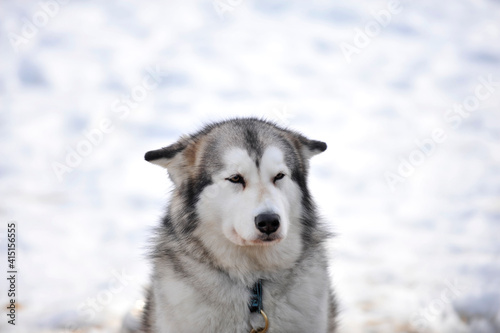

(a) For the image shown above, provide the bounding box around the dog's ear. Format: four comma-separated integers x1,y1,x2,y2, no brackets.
299,137,327,159
145,138,190,186
145,143,186,168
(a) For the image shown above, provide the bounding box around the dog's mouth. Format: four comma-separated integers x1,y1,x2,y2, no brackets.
229,228,282,246
250,234,283,246
261,234,281,242
228,228,284,246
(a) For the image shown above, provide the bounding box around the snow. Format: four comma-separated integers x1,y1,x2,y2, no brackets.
1,0,499,332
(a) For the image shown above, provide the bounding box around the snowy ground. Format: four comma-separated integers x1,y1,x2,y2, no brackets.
1,0,500,332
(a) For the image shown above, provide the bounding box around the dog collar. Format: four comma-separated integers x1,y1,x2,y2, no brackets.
248,279,269,333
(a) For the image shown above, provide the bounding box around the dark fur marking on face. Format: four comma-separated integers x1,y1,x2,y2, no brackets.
243,127,263,168
179,171,213,235
290,162,321,252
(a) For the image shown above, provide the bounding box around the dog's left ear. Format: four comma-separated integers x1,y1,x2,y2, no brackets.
299,137,327,159
144,138,189,186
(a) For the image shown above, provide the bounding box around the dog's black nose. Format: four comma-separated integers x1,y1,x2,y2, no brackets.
255,213,280,235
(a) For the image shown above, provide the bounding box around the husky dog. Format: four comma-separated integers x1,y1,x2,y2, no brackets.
142,118,336,332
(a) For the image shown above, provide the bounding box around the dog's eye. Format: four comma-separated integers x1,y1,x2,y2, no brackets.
274,173,285,182
227,174,245,185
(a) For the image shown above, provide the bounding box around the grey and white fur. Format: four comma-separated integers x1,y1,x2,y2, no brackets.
141,118,337,332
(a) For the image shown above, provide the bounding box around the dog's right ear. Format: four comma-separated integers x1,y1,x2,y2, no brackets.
145,143,185,168
145,140,188,186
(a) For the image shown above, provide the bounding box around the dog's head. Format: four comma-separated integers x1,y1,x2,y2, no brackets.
145,118,326,249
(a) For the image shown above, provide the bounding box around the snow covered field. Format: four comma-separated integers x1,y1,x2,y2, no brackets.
1,0,500,332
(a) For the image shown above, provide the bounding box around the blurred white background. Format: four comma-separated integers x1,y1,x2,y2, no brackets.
1,0,500,332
